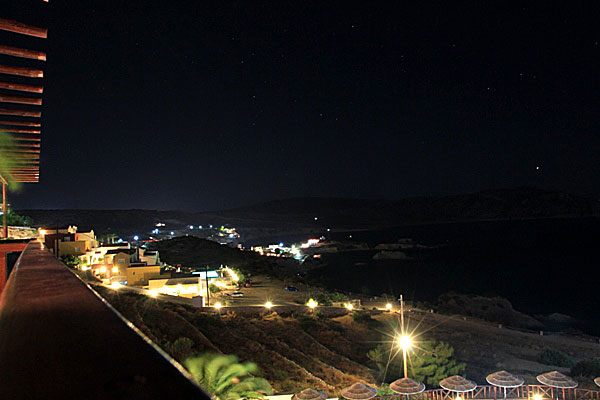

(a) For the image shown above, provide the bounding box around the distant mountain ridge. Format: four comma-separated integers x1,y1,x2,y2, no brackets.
18,187,599,236
212,187,599,227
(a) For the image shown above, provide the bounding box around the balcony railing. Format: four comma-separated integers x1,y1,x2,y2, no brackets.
0,241,210,399
378,386,600,400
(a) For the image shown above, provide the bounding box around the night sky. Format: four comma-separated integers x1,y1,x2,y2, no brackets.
5,2,600,211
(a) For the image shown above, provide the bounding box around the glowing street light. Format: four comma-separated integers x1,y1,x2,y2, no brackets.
133,235,139,241
147,289,158,297
265,301,273,309
397,334,413,378
214,302,222,310
110,282,121,290
386,303,393,311
307,299,318,309
346,303,353,311
398,335,412,350
533,395,543,400
112,266,119,273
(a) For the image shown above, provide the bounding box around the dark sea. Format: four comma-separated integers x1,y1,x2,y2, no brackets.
299,217,599,335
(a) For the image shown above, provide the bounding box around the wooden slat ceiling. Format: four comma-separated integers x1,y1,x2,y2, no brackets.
0,11,47,184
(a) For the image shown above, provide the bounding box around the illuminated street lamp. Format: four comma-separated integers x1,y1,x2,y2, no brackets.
265,301,273,309
386,303,392,311
110,282,121,290
147,289,158,297
346,303,353,311
214,302,222,310
397,334,412,378
533,396,543,400
307,299,318,309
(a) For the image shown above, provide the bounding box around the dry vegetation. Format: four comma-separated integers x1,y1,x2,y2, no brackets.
96,286,600,395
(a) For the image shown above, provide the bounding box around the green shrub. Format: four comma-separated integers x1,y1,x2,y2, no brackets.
208,284,221,293
60,254,81,269
536,349,574,367
367,339,465,385
571,359,600,377
329,292,349,302
163,337,195,361
352,312,376,325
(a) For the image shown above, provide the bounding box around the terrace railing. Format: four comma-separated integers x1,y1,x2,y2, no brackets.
378,386,600,400
0,241,210,399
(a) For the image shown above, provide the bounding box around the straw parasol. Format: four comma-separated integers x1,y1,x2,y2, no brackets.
390,377,425,400
292,389,327,400
340,383,378,400
486,371,524,400
440,375,477,393
536,371,577,388
537,371,577,400
594,377,600,388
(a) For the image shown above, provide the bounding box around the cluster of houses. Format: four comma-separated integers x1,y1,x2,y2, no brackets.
39,226,238,306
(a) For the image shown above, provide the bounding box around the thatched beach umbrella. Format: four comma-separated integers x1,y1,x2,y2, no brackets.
536,371,577,388
486,371,524,400
594,377,600,388
340,383,378,400
390,377,426,399
292,388,327,400
537,371,577,400
440,376,477,398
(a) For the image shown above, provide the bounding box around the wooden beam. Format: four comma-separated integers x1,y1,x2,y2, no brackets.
0,94,42,106
1,129,41,134
0,82,44,93
0,120,41,127
0,18,48,39
0,45,46,61
0,108,41,117
0,65,43,78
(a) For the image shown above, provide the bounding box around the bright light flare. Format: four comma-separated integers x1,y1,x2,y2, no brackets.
533,395,543,400
265,301,273,309
225,267,239,282
345,303,353,311
112,266,119,273
398,335,412,350
110,282,121,290
147,289,158,297
307,299,318,309
386,303,392,310
456,396,462,400
214,302,222,310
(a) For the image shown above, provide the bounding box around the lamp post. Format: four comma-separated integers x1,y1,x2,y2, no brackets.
398,334,412,378
397,293,412,378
